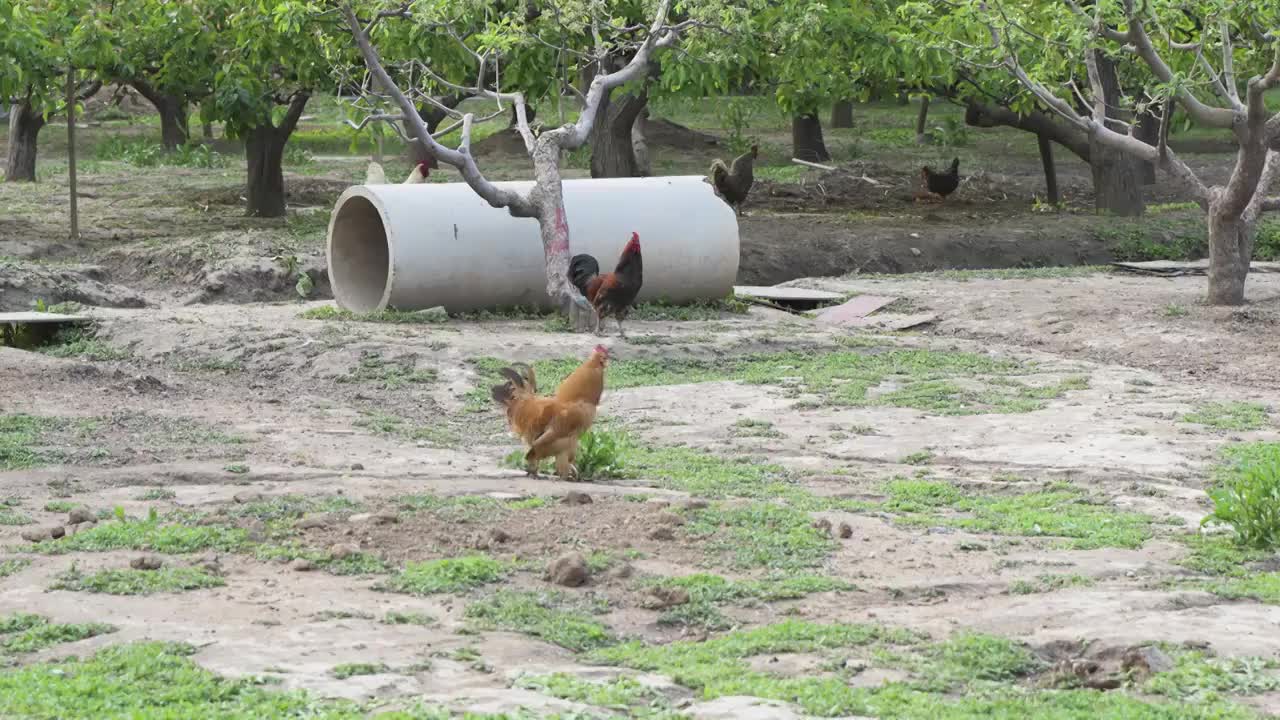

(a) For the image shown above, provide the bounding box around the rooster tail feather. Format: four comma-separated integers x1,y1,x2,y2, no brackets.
497,367,526,389
491,382,515,406
709,159,729,182
569,254,600,297
949,157,960,173
511,362,537,393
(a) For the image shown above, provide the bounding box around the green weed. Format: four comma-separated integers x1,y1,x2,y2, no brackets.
136,488,177,501
380,556,506,595
644,573,852,629
1008,574,1094,595
1,615,116,653
299,306,447,324
50,566,224,595
330,662,389,679
340,354,437,389
465,591,614,652
1203,443,1280,548
1184,402,1270,432
686,504,836,570
36,327,129,361
1144,647,1280,701
0,558,31,578
382,611,435,626
29,517,247,555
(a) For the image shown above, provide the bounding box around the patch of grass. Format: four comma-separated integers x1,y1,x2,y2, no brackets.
0,558,31,578
339,354,437,389
1,616,116,653
0,506,31,525
1144,647,1280,701
94,137,227,168
514,673,676,714
1101,215,1207,262
878,266,1111,282
395,493,532,522
36,327,129,361
330,662,389,679
1202,572,1280,604
730,419,784,438
1162,303,1190,318
50,566,225,595
356,411,460,448
1203,442,1280,548
380,555,507,595
136,488,176,501
470,347,1068,417
224,463,250,474
382,611,435,626
0,414,82,470
43,500,76,513
252,543,389,576
465,591,615,652
29,517,247,555
884,479,1156,550
900,450,934,466
1008,573,1095,595
226,494,361,523
645,573,853,629
299,305,447,324
1177,534,1272,576
686,504,836,570
0,641,375,718
620,444,799,500
1183,402,1270,432
629,296,751,320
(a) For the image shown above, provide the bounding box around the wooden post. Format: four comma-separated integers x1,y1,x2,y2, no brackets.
1037,133,1059,206
66,71,79,240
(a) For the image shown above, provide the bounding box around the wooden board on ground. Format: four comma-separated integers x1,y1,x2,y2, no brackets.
734,285,843,310
1111,260,1280,276
0,312,91,325
815,294,898,326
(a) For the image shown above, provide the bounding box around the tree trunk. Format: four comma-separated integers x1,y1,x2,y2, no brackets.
897,91,910,106
131,81,190,149
245,127,287,217
915,96,931,145
157,101,189,150
203,121,214,139
1037,134,1059,205
631,105,651,177
1134,105,1160,185
830,100,854,129
589,90,647,178
5,101,44,182
791,113,831,162
1090,51,1144,216
1206,208,1253,306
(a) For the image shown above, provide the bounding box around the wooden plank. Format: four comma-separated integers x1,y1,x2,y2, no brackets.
733,285,843,302
815,295,897,326
0,312,91,324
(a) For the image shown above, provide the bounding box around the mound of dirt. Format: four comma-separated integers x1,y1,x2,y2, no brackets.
179,254,331,306
0,261,149,311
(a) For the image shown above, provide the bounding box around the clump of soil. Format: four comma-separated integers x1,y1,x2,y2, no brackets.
0,261,148,311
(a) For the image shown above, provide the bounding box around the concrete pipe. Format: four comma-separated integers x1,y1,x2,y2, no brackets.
325,176,739,313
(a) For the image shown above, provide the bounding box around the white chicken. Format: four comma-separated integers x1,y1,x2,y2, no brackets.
403,161,430,184
364,161,387,185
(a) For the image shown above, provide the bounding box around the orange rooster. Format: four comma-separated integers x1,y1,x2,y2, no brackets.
555,344,610,406
569,232,643,337
491,351,606,481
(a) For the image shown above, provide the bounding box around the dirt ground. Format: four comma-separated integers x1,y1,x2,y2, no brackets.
3,98,1280,718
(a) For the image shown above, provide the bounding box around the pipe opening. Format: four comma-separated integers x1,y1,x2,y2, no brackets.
328,194,391,312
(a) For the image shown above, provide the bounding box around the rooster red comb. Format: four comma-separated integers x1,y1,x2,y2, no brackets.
593,344,610,357
417,161,430,173
624,232,640,250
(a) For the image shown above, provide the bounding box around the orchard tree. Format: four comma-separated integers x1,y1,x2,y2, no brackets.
201,0,331,217
923,0,1279,305
1,0,100,182
76,0,218,149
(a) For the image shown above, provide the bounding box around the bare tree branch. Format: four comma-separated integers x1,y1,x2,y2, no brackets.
1221,19,1241,104
1247,151,1280,219
340,2,537,218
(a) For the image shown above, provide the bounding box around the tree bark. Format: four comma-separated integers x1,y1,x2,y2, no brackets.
405,94,464,169
243,93,309,218
631,105,651,177
590,89,648,178
1134,105,1160,185
1206,209,1253,305
964,101,1091,162
915,96,931,144
5,101,44,182
830,99,854,129
791,113,830,162
1090,51,1145,216
1037,134,1059,205
131,81,189,149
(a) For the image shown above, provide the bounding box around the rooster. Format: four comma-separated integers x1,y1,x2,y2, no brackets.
915,157,960,203
365,161,387,185
569,233,643,338
490,358,601,481
404,161,430,184
555,345,610,407
709,144,758,216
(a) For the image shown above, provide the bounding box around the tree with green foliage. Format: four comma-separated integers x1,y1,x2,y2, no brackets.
335,0,731,322
75,0,218,149
194,0,332,217
1,0,101,182
911,0,1280,305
